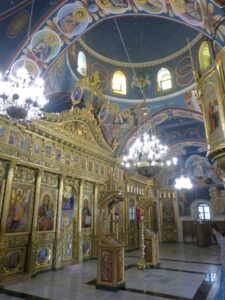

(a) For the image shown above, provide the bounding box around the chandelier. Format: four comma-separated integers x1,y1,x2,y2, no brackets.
0,67,47,120
174,175,192,190
0,0,47,121
121,105,177,177
113,19,177,177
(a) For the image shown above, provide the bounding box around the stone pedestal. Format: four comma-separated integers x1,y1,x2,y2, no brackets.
96,243,125,291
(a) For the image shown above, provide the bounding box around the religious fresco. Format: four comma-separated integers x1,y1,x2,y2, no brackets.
37,187,58,232
170,0,203,26
173,149,225,217
131,72,151,97
57,4,89,38
7,11,28,38
96,0,129,13
185,154,223,185
4,0,223,88
133,0,166,14
101,103,141,151
177,187,211,216
30,30,61,63
10,58,40,80
6,183,33,233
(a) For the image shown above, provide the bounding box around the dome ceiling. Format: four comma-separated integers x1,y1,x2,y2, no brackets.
81,16,200,63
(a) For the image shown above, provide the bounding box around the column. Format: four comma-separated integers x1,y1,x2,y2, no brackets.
0,160,17,240
92,183,98,257
53,174,64,270
26,168,43,274
77,179,84,262
93,183,98,235
31,169,43,235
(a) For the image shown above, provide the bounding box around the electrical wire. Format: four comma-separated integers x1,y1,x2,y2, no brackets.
114,18,146,101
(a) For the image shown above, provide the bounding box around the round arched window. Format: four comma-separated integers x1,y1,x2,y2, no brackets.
112,70,127,95
197,203,211,220
157,67,172,92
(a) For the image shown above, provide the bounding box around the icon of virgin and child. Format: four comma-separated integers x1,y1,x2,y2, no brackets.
58,7,87,36
37,193,54,231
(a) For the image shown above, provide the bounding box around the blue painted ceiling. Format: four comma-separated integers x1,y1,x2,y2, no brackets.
82,15,199,62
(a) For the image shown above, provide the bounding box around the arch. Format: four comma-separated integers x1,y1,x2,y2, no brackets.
156,67,172,92
112,70,127,95
77,51,87,76
5,1,225,78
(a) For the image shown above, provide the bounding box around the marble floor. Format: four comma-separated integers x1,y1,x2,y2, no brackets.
0,243,222,300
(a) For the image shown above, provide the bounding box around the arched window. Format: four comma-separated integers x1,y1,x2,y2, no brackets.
157,67,172,92
77,51,87,76
198,41,211,73
197,203,211,220
112,70,127,95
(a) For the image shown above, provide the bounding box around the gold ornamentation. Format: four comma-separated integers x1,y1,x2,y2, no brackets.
13,166,36,184
41,172,59,188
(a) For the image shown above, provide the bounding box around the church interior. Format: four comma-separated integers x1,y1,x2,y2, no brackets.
0,0,225,299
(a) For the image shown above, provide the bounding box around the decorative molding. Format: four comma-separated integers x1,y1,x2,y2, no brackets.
78,34,203,68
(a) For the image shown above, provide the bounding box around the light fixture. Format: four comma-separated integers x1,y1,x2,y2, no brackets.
121,104,177,177
0,67,47,120
114,19,177,177
0,0,47,121
174,175,193,190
